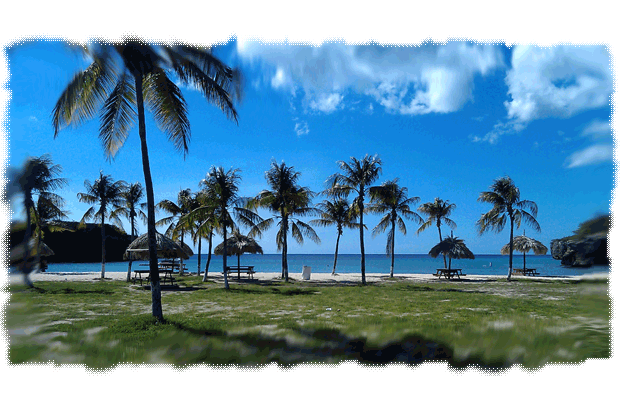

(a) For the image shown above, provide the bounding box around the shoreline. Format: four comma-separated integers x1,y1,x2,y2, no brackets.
7,270,609,285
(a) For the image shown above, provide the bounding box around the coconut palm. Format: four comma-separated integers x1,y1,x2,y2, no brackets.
52,38,241,321
9,155,67,285
417,198,457,269
196,167,261,289
32,193,71,269
429,232,475,270
111,182,147,281
476,176,540,281
250,161,320,282
182,191,219,281
157,188,195,275
500,230,548,272
368,179,423,278
77,172,126,278
310,199,360,275
325,154,382,285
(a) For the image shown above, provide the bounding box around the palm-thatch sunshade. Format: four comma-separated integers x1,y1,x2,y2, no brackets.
501,232,548,272
10,239,54,265
214,231,263,272
429,234,475,270
123,232,190,260
176,241,194,258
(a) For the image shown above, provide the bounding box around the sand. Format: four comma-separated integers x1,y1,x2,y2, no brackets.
7,270,607,286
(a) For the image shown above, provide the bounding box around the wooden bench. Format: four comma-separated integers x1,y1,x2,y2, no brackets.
513,268,539,276
225,266,256,280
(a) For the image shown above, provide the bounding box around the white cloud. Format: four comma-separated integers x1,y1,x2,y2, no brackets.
473,120,525,144
565,144,613,168
581,118,611,138
504,45,612,123
28,115,38,122
236,41,505,115
294,121,309,136
308,93,343,113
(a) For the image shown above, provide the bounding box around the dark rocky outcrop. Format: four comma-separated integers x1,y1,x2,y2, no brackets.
550,232,608,267
10,221,133,263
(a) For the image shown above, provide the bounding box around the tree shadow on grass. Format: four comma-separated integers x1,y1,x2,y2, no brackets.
29,286,115,295
163,319,506,370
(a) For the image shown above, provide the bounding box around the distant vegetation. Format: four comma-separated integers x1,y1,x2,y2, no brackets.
561,214,610,241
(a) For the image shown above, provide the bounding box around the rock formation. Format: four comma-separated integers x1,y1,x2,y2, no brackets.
550,232,608,267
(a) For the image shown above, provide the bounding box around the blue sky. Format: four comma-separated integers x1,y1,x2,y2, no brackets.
4,40,614,255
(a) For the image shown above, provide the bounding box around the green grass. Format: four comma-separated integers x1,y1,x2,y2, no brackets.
5,275,610,369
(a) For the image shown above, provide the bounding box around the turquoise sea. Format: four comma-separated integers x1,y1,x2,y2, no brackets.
43,254,608,277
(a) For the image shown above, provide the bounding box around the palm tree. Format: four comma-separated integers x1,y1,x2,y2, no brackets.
196,167,261,289
10,155,67,285
368,179,423,278
77,172,126,279
157,188,194,275
476,176,540,281
250,160,321,282
310,199,360,275
53,38,242,321
183,191,218,281
32,193,71,268
111,182,147,281
417,198,457,269
325,154,382,285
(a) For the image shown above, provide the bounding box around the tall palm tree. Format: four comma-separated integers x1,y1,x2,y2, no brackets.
417,198,457,269
157,188,194,275
77,172,126,279
183,190,218,281
476,176,540,281
52,38,242,321
111,182,147,281
368,179,423,278
196,167,261,289
10,155,67,285
325,154,382,285
310,199,360,275
250,161,320,281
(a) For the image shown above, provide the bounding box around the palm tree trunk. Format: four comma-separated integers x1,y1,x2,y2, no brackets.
127,218,136,282
507,217,514,281
197,238,202,275
203,231,212,282
438,224,447,269
390,222,395,278
332,231,341,275
135,73,163,321
237,254,241,279
449,256,452,270
282,218,289,282
101,211,106,279
523,251,527,271
223,223,229,290
22,196,34,287
359,195,366,285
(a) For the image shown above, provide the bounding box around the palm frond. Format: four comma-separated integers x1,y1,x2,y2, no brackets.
143,68,191,154
99,74,136,159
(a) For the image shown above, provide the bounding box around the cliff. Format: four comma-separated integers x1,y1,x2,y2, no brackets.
550,215,609,268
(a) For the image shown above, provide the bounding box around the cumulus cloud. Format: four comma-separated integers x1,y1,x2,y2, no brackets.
565,144,613,168
504,45,612,123
236,41,505,115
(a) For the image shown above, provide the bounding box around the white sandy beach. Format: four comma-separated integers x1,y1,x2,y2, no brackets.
8,270,607,286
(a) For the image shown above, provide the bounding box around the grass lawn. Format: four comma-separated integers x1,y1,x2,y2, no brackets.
5,275,610,369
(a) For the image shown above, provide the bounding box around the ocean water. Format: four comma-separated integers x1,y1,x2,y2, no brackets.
43,253,608,277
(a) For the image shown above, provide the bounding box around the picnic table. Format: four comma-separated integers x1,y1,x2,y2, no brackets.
132,263,176,285
433,268,466,279
513,268,539,276
224,265,256,280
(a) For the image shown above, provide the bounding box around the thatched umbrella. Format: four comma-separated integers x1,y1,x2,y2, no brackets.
429,233,475,269
174,241,194,274
123,232,189,260
214,230,263,273
501,231,548,272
